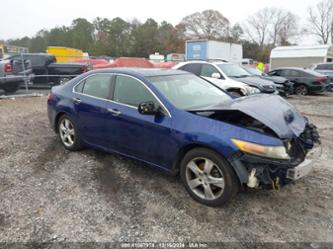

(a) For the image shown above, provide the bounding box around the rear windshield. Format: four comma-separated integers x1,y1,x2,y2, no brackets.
304,69,326,77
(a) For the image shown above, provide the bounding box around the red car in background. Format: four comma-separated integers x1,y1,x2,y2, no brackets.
73,57,177,70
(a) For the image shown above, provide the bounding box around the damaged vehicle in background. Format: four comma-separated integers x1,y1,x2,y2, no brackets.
242,66,294,96
8,53,91,87
204,61,279,95
173,61,264,97
0,57,33,93
47,69,320,206
268,67,330,95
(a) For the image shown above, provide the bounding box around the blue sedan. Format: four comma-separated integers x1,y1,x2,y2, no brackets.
47,68,320,206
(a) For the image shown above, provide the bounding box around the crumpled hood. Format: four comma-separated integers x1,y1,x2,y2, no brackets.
231,76,274,89
192,94,307,139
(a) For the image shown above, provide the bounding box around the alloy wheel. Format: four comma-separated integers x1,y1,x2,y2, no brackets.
59,118,75,147
295,85,308,95
185,157,225,201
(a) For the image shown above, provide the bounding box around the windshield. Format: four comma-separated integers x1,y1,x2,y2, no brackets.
243,67,263,76
217,63,251,78
148,74,231,110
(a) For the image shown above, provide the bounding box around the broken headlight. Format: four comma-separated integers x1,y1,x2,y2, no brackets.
231,139,290,160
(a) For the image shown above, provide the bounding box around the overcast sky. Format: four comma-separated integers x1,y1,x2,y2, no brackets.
0,0,321,42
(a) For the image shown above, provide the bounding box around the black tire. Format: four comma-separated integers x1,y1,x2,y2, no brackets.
294,84,308,96
57,114,82,151
180,148,239,207
2,84,20,94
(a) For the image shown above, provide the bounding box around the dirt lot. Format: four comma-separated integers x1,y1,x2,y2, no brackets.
0,92,332,244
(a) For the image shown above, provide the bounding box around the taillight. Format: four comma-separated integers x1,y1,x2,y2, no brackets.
319,77,327,81
314,77,328,85
80,66,88,73
4,63,12,73
47,92,53,101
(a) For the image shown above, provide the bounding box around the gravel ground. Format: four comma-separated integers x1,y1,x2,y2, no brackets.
0,92,332,244
0,88,49,97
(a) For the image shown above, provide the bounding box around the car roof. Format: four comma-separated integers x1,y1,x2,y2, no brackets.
272,67,325,76
176,61,232,66
272,67,306,71
86,68,189,77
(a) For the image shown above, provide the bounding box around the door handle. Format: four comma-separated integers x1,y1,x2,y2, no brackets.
107,108,122,116
72,97,81,104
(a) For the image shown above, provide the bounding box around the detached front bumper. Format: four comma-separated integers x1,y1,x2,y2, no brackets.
276,83,294,96
229,123,321,189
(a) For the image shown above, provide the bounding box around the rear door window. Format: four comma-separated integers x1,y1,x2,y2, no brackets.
24,55,45,67
81,74,112,99
288,70,302,77
277,70,300,77
179,63,202,75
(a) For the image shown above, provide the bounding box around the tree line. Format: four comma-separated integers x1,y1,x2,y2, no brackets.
4,0,333,63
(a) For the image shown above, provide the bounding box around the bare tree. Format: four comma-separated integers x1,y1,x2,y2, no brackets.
277,12,299,45
270,8,299,46
180,10,230,40
243,8,299,48
307,0,333,44
243,8,273,48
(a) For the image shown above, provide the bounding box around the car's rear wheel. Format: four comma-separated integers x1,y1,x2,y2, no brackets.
57,115,82,151
295,84,308,95
180,148,239,206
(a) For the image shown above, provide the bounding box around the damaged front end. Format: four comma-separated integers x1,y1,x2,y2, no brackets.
190,94,321,190
229,124,320,190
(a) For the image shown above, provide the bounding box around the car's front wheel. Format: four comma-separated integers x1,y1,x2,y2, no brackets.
57,115,82,151
295,84,308,95
180,148,239,207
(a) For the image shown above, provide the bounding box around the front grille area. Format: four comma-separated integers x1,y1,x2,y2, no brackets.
286,122,320,163
288,139,306,162
262,85,276,92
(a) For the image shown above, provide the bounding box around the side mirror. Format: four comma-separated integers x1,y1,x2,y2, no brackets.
211,72,221,79
138,101,161,115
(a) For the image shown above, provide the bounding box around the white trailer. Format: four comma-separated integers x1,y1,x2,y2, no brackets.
185,40,243,62
270,45,333,70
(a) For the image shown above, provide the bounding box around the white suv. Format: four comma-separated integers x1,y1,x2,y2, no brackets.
173,61,264,96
